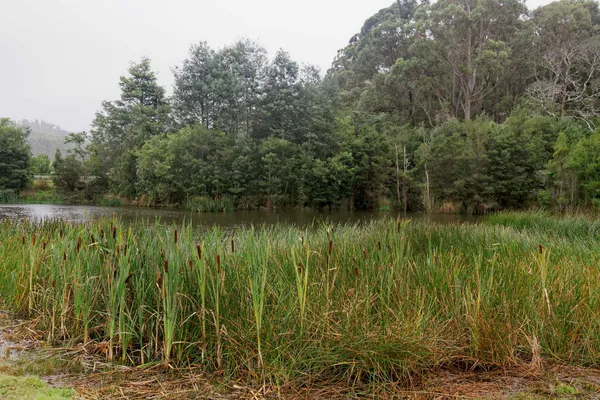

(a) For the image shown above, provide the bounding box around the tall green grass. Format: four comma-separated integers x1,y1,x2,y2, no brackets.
1,213,600,385
185,196,234,213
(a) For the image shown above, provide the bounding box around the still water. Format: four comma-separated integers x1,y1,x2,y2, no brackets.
0,204,479,228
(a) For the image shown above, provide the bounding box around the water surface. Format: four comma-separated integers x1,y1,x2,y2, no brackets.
0,204,479,228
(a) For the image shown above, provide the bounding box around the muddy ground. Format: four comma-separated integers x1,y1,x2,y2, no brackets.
2,312,600,399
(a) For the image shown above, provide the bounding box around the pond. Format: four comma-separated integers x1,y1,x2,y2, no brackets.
0,204,480,228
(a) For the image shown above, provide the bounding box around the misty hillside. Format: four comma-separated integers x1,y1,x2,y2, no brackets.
19,119,74,157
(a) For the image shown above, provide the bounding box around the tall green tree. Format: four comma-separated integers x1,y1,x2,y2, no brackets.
91,57,171,198
0,119,31,190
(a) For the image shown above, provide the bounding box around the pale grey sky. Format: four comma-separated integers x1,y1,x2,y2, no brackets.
1,0,552,132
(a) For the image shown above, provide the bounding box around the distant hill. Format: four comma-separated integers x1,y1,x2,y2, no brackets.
18,119,74,157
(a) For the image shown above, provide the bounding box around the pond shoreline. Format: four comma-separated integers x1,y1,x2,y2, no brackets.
0,204,480,227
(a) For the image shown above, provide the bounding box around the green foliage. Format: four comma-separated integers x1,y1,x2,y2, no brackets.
91,57,171,198
185,197,234,213
25,0,600,213
97,196,123,207
52,150,85,202
0,189,19,204
30,154,52,175
0,119,31,191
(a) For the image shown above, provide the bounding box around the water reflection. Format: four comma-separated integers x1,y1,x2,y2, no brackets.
0,204,479,228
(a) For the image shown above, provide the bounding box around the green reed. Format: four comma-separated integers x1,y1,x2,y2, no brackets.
1,213,600,385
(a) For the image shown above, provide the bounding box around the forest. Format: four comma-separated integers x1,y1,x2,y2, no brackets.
3,0,600,213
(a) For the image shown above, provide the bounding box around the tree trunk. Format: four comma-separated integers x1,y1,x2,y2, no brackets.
424,166,432,213
395,143,401,205
403,145,408,213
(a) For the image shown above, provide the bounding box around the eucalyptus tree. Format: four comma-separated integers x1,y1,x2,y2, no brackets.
528,0,600,129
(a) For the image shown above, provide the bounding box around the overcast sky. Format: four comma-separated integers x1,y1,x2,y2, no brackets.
1,0,553,132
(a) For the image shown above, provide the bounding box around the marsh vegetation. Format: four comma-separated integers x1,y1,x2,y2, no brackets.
1,212,599,393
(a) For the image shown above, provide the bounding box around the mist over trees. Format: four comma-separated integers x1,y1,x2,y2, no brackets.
18,119,73,158
5,0,600,212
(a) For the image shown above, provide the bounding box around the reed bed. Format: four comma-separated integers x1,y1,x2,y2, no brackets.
1,213,600,386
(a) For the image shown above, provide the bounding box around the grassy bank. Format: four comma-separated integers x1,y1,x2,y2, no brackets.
0,375,71,399
0,213,599,388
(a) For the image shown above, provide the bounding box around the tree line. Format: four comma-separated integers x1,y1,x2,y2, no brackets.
3,0,600,212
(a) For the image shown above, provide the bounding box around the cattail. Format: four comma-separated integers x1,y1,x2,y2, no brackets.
60,229,63,238
116,245,120,256
76,237,81,253
112,227,116,240
32,233,36,246
164,259,169,274
216,254,221,273
189,260,193,270
174,229,178,245
362,248,368,260
42,242,46,251
231,239,235,253
354,266,359,276
328,240,333,256
123,244,127,257
63,252,67,261
100,229,104,239
539,244,544,254
196,244,202,260
378,241,381,251
21,235,25,245
125,272,134,284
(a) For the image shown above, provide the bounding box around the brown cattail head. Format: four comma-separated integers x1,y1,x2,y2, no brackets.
112,227,116,240
116,245,120,256
174,229,178,245
216,254,221,273
354,266,359,276
21,235,25,245
42,242,47,251
164,259,169,274
189,260,193,270
196,244,202,260
100,229,104,239
156,270,162,287
378,241,382,251
77,236,81,253
60,229,63,238
231,239,235,253
63,252,67,261
539,244,544,254
328,240,333,256
123,244,127,256
32,234,36,246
